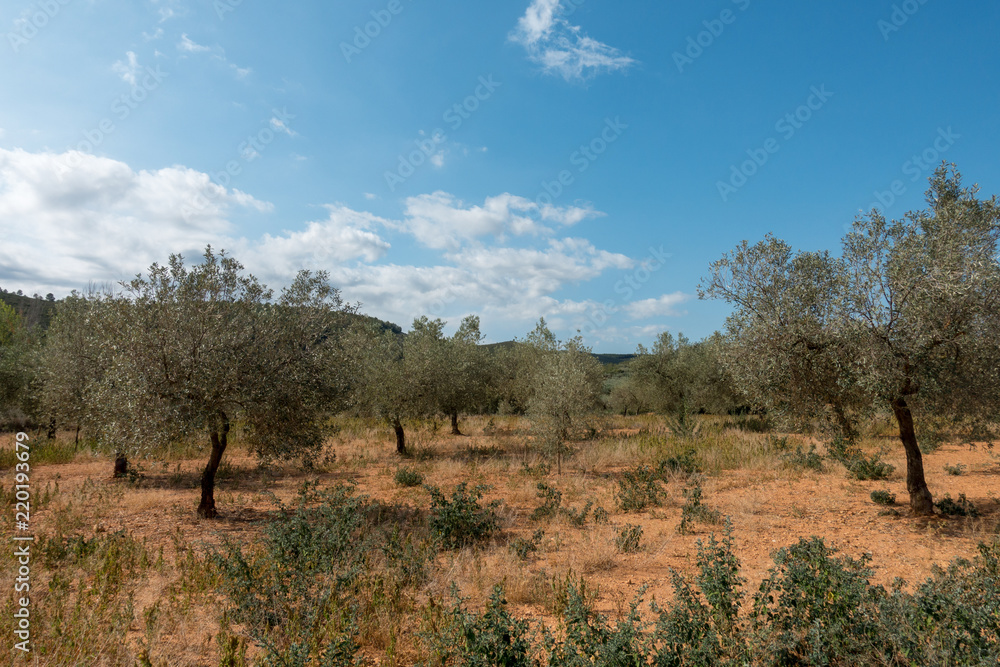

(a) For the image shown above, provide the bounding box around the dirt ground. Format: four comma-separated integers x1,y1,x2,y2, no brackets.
2,417,999,664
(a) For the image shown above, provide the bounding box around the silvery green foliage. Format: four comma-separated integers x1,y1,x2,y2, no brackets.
701,164,1000,511
45,248,351,463
525,322,604,467
627,331,740,417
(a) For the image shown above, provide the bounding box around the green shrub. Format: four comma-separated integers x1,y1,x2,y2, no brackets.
781,444,824,472
563,501,593,527
593,506,610,524
394,466,424,487
677,483,722,534
870,490,896,506
616,465,667,512
615,524,644,553
420,585,533,667
935,493,980,517
509,529,545,560
767,435,791,452
658,448,702,475
828,438,895,480
530,482,562,521
426,482,502,549
943,463,966,476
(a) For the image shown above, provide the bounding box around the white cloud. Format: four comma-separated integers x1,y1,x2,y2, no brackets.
623,292,691,319
111,51,141,86
401,191,603,249
0,149,689,344
363,192,376,200
0,148,271,294
239,205,392,281
270,116,296,137
142,27,164,41
177,34,210,53
177,35,250,80
510,0,635,81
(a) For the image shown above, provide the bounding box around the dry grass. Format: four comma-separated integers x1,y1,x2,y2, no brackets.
1,414,998,664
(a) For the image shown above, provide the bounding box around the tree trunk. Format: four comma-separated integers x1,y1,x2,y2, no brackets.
450,411,462,436
198,420,229,519
832,402,856,442
393,418,407,456
46,418,56,440
891,397,934,515
113,454,129,478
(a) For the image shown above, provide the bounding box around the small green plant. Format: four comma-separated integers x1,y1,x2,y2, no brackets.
934,493,980,517
394,466,424,487
768,435,791,452
563,500,593,527
426,482,502,549
593,506,610,524
781,444,825,472
658,448,702,475
616,465,667,512
509,529,545,560
666,400,701,439
827,438,894,481
677,482,722,534
870,490,896,506
530,482,562,521
943,463,966,476
615,523,644,553
520,461,551,478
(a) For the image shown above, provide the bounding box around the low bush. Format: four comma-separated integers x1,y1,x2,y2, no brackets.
935,493,980,517
615,465,667,512
615,524,644,553
870,490,896,506
426,482,502,549
828,438,895,481
395,466,424,487
781,444,824,472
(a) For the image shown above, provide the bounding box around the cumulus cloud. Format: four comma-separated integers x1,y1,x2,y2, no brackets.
0,148,270,293
401,191,602,249
0,149,686,344
623,292,691,319
510,0,635,82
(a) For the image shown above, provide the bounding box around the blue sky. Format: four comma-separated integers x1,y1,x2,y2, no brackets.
1,0,998,350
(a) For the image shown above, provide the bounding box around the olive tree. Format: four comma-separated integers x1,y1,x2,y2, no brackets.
0,301,42,430
62,248,351,517
701,165,1000,514
526,324,603,472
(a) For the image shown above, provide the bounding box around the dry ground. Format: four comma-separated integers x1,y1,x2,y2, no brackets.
2,414,998,665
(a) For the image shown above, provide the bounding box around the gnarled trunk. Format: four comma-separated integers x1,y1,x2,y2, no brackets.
450,411,462,436
891,397,934,515
393,418,407,456
113,454,129,478
198,419,230,519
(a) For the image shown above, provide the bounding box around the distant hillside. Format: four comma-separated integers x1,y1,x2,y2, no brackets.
483,341,635,366
0,289,57,329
